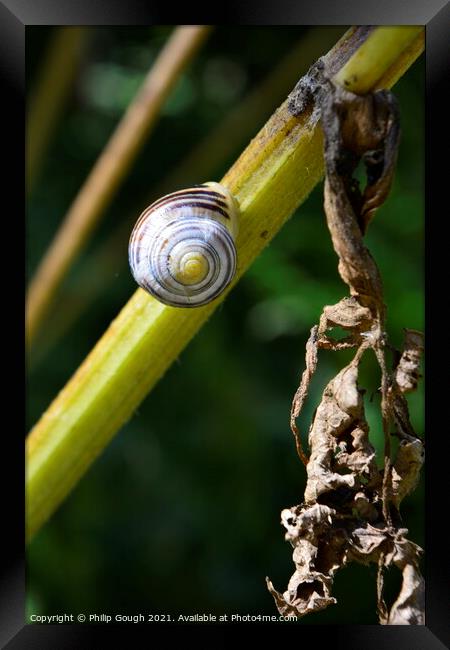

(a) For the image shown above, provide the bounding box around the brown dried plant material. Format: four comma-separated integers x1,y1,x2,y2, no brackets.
290,326,319,466
395,329,424,393
268,73,424,624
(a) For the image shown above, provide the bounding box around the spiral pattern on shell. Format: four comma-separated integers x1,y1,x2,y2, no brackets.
128,182,239,307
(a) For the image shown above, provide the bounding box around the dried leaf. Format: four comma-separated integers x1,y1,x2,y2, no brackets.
395,329,424,393
387,563,425,625
268,75,424,625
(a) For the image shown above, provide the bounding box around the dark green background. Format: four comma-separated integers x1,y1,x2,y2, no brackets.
26,27,424,624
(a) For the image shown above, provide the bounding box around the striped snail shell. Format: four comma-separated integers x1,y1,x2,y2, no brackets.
128,182,239,307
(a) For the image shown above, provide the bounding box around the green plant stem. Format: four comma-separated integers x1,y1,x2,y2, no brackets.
334,26,422,93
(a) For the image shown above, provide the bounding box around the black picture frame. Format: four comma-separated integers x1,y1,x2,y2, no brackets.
4,1,449,647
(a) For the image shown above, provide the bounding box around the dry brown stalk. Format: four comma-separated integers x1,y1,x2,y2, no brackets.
27,27,90,193
268,67,424,625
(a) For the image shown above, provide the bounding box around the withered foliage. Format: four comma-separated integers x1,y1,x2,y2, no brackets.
267,71,424,625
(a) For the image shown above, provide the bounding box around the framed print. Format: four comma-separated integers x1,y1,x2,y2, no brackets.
2,1,448,646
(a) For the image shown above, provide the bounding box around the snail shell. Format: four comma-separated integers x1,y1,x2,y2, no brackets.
129,182,239,307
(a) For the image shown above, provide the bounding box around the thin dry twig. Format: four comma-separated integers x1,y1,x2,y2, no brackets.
290,326,319,466
27,27,89,193
268,67,424,625
26,25,211,347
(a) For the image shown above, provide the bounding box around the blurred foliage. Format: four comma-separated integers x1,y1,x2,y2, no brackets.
26,26,424,623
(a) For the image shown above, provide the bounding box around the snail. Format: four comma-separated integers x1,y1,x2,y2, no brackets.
129,182,239,307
